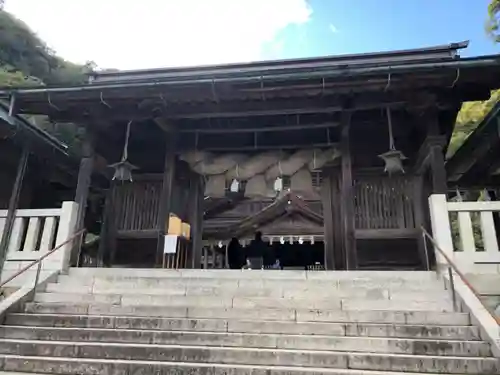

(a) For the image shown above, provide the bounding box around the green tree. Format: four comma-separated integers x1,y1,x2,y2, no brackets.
0,8,92,153
487,0,500,42
0,10,88,87
448,90,500,157
448,1,500,157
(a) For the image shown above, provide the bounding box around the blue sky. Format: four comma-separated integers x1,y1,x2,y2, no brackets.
6,0,499,70
262,0,498,61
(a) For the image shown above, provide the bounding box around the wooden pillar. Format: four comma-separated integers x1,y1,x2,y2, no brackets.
0,144,29,280
321,168,336,270
340,114,357,270
71,133,95,266
155,133,177,266
429,145,447,194
97,182,117,267
412,111,447,268
425,111,447,194
189,175,205,269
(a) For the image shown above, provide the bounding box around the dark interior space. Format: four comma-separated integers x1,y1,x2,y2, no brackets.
356,238,422,270
236,241,324,269
113,238,157,268
273,242,325,268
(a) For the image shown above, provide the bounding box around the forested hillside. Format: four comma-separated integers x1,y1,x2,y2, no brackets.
0,4,498,156
0,9,92,153
0,10,88,86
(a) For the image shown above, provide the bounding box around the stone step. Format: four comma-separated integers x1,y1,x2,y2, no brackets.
60,271,444,288
0,355,482,375
56,276,445,294
33,292,454,311
23,303,471,325
67,268,439,281
0,327,489,356
6,313,480,340
45,282,450,300
0,340,497,373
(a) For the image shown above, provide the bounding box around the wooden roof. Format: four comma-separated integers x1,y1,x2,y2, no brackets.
0,101,68,155
212,192,323,240
2,43,500,173
90,41,468,84
446,102,500,188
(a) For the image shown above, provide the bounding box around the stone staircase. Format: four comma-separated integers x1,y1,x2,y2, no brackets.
0,269,498,374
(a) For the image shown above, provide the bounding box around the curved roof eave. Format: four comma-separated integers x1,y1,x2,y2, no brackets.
2,52,499,102
0,100,69,156
446,102,500,184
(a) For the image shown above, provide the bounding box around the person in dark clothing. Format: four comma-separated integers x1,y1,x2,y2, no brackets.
245,231,270,268
247,231,266,258
227,237,243,269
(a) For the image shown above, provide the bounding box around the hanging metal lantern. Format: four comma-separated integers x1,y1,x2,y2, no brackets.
378,108,406,174
109,120,138,182
230,179,240,192
230,164,240,192
110,160,137,182
379,149,407,174
274,161,284,192
274,176,283,192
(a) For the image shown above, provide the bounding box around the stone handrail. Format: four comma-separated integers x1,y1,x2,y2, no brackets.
428,194,500,273
0,202,79,283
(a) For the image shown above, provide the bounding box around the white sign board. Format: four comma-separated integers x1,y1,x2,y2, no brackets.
164,234,178,254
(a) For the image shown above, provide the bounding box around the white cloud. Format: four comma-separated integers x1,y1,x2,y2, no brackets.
329,23,338,33
5,0,312,70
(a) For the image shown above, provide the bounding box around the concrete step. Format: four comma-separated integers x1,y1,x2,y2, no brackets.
0,355,486,375
44,282,451,301
0,340,497,373
60,270,445,290
58,273,443,290
67,268,440,281
6,313,481,340
32,292,454,311
55,276,445,295
23,303,471,325
0,327,489,356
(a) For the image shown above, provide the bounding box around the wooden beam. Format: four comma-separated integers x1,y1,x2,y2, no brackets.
155,132,177,266
160,94,407,119
188,142,340,152
46,93,410,122
179,122,339,134
340,112,357,270
0,143,29,281
354,229,418,239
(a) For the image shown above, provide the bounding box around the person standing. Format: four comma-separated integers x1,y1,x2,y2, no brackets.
227,237,243,269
